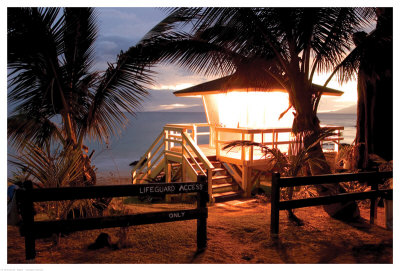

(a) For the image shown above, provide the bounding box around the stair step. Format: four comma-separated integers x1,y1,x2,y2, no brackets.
213,191,241,203
212,183,234,190
212,167,225,173
190,160,221,167
212,175,231,181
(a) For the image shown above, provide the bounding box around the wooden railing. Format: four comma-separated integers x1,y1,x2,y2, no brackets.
17,176,208,260
131,124,214,200
164,123,211,145
131,130,165,183
215,126,344,164
270,171,393,234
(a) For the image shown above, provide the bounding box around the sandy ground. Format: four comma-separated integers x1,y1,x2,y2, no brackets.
7,197,392,264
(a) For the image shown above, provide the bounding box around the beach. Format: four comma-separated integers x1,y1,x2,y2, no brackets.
7,198,392,264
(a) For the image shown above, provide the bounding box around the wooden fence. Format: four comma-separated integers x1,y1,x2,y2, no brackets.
17,175,208,260
270,171,393,234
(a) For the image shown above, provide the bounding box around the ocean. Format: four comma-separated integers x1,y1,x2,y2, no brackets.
87,112,356,178
7,112,356,179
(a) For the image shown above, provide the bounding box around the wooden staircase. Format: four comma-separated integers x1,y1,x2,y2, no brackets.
131,125,243,203
190,157,242,203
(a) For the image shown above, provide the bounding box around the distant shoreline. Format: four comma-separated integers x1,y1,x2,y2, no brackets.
142,110,357,115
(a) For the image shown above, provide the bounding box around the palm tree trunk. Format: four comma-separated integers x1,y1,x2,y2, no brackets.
293,85,360,221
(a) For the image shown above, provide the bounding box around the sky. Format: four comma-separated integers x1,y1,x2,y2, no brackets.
92,6,366,113
94,7,210,112
104,7,355,112
3,4,391,114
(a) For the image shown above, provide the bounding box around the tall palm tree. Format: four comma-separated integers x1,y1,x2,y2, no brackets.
332,8,392,169
8,8,154,184
136,8,375,219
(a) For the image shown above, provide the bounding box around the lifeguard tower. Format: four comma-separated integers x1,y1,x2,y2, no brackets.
132,73,344,202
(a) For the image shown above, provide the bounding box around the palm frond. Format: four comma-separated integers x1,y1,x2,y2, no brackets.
80,45,154,142
310,8,375,77
8,113,63,151
8,142,85,188
61,8,98,96
8,8,66,115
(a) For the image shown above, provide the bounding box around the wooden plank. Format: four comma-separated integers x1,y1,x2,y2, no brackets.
182,132,214,170
215,127,293,134
278,171,392,188
149,157,165,179
241,132,245,161
218,156,243,165
183,156,200,182
132,131,164,172
278,190,393,210
28,182,208,202
223,163,243,190
243,166,252,197
18,181,36,260
196,132,210,136
207,168,213,202
249,133,254,162
370,182,378,224
183,144,206,175
135,141,164,177
270,173,280,234
165,153,183,164
197,175,208,251
30,209,208,235
165,138,182,144
164,126,185,132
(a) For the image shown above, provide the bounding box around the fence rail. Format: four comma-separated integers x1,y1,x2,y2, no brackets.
17,175,208,260
270,171,393,234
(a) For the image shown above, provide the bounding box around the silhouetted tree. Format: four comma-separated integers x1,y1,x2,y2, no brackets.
137,8,375,220
8,8,154,184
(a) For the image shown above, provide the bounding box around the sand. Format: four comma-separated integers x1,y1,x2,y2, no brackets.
7,197,392,264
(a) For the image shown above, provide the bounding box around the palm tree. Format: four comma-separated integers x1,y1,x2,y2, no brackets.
332,8,393,169
136,8,375,219
8,8,154,184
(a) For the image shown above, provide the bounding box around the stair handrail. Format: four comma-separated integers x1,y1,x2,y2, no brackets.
131,130,164,181
182,144,207,176
182,131,214,171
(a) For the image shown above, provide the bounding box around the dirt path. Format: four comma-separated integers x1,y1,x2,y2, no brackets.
7,199,392,263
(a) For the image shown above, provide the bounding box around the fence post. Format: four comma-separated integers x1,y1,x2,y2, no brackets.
369,180,379,224
270,172,280,234
20,181,36,260
197,175,207,251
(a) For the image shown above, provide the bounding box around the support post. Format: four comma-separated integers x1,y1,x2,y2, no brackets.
20,181,36,260
197,175,207,251
181,137,186,182
270,173,280,234
147,152,151,177
207,168,213,203
241,132,245,161
216,129,220,157
243,166,252,197
193,124,197,145
249,133,254,162
370,181,378,224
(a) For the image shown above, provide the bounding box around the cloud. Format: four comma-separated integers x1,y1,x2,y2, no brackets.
140,89,203,112
94,35,137,70
98,8,165,41
151,64,217,90
158,103,199,110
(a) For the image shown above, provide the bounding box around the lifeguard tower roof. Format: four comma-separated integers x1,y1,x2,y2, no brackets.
173,73,343,97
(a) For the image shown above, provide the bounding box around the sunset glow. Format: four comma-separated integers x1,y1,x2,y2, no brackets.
205,90,294,129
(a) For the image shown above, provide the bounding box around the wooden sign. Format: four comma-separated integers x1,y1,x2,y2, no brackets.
28,182,208,202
